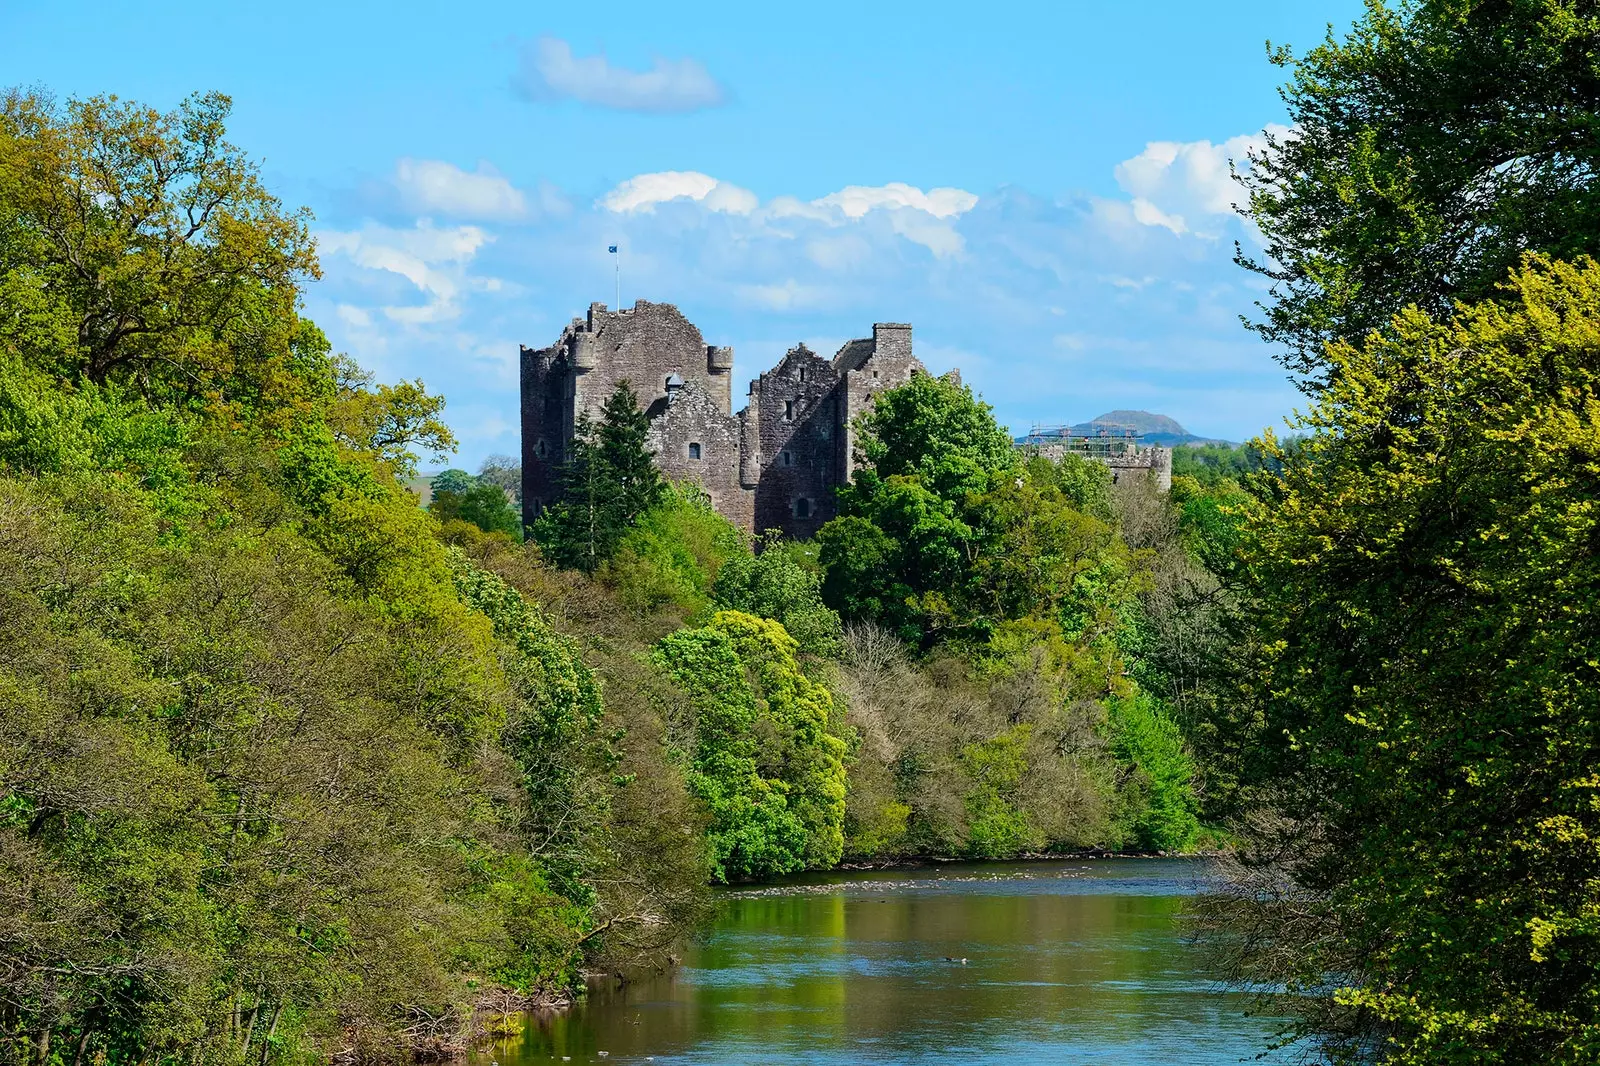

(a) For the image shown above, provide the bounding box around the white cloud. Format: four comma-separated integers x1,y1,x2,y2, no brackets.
598,174,977,256
317,221,491,324
312,147,1293,478
1130,198,1187,235
1113,125,1289,237
814,183,979,220
395,158,527,220
515,37,725,113
736,279,830,310
601,170,759,214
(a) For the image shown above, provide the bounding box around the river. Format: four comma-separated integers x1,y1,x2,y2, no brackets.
473,858,1286,1065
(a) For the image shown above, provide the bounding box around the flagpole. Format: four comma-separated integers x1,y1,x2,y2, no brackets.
611,244,620,310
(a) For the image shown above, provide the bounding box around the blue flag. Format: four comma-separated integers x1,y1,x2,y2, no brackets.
608,245,618,253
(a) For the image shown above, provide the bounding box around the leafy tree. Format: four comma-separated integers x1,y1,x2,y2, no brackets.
1215,255,1600,1063
534,382,664,571
0,89,320,426
429,468,522,539
653,611,848,881
1105,693,1197,852
1239,0,1600,381
604,483,748,616
819,373,1018,644
960,725,1040,859
714,534,844,657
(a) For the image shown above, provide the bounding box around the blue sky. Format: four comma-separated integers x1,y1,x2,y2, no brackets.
3,0,1363,468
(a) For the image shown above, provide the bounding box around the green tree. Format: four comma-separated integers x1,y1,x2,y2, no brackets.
713,534,843,657
534,382,665,572
429,468,522,539
604,483,748,616
0,89,321,427
653,611,848,881
1239,0,1600,380
1105,692,1197,852
818,373,1018,644
1214,255,1600,1063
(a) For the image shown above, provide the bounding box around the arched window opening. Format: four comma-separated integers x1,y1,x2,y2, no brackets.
793,497,813,519
688,442,702,460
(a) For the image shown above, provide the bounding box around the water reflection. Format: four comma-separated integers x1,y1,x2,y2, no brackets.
476,859,1282,1065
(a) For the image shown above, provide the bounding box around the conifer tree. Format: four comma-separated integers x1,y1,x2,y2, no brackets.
533,382,664,571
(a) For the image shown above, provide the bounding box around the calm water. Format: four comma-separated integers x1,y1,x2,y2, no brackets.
476,859,1285,1065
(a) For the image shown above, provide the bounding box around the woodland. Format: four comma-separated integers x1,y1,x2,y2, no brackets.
3,2,1600,1064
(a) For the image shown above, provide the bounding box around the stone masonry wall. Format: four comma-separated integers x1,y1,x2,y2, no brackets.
521,305,930,539
751,344,843,538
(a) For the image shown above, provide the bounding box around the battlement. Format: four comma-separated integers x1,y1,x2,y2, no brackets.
520,302,931,537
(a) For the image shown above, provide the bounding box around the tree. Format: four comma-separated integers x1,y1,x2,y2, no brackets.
653,611,848,881
1213,255,1600,1063
818,373,1017,644
533,383,664,572
477,453,521,502
713,535,843,657
429,468,521,539
0,89,320,426
1239,0,1600,381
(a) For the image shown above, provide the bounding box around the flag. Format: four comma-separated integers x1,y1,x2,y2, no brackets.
608,245,618,253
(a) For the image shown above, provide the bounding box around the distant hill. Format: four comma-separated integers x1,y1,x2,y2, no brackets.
1018,410,1233,448
1072,410,1190,439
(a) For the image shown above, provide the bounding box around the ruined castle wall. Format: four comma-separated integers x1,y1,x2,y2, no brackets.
751,346,844,538
522,305,940,540
1025,441,1174,491
571,301,730,424
519,344,569,518
838,323,925,481
649,382,753,530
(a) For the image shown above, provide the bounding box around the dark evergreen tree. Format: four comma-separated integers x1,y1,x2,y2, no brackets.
533,382,664,571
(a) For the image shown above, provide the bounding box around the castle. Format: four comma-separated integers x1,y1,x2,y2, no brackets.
519,300,930,538
519,300,1175,539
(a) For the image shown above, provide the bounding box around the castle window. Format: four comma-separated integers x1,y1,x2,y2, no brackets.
819,422,831,440
779,450,793,467
529,497,544,516
798,367,807,382
784,399,795,421
688,442,702,460
872,370,879,378
533,438,550,459
793,497,813,519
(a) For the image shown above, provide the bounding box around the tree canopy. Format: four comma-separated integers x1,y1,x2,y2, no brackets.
1239,0,1600,381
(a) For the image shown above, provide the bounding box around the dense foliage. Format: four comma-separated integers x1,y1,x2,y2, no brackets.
654,611,848,881
429,468,521,538
1239,0,1600,381
1208,256,1600,1064
0,89,707,1064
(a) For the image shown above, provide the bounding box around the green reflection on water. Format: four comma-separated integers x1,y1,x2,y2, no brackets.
475,859,1283,1066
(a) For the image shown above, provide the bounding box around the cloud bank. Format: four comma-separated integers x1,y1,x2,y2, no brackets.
309,130,1292,470
514,36,725,113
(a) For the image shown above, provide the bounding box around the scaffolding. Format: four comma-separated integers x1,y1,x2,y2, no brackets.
1019,422,1144,457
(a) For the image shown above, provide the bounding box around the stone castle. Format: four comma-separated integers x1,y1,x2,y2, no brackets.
519,300,1173,538
519,300,930,538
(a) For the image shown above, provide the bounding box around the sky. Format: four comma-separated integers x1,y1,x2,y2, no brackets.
1,0,1364,469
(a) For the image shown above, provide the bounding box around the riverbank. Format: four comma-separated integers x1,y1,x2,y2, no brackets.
465,858,1277,1066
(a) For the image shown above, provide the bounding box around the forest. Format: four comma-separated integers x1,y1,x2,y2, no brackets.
3,1,1600,1063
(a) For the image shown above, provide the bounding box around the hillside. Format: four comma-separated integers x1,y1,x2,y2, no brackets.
1021,410,1231,448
